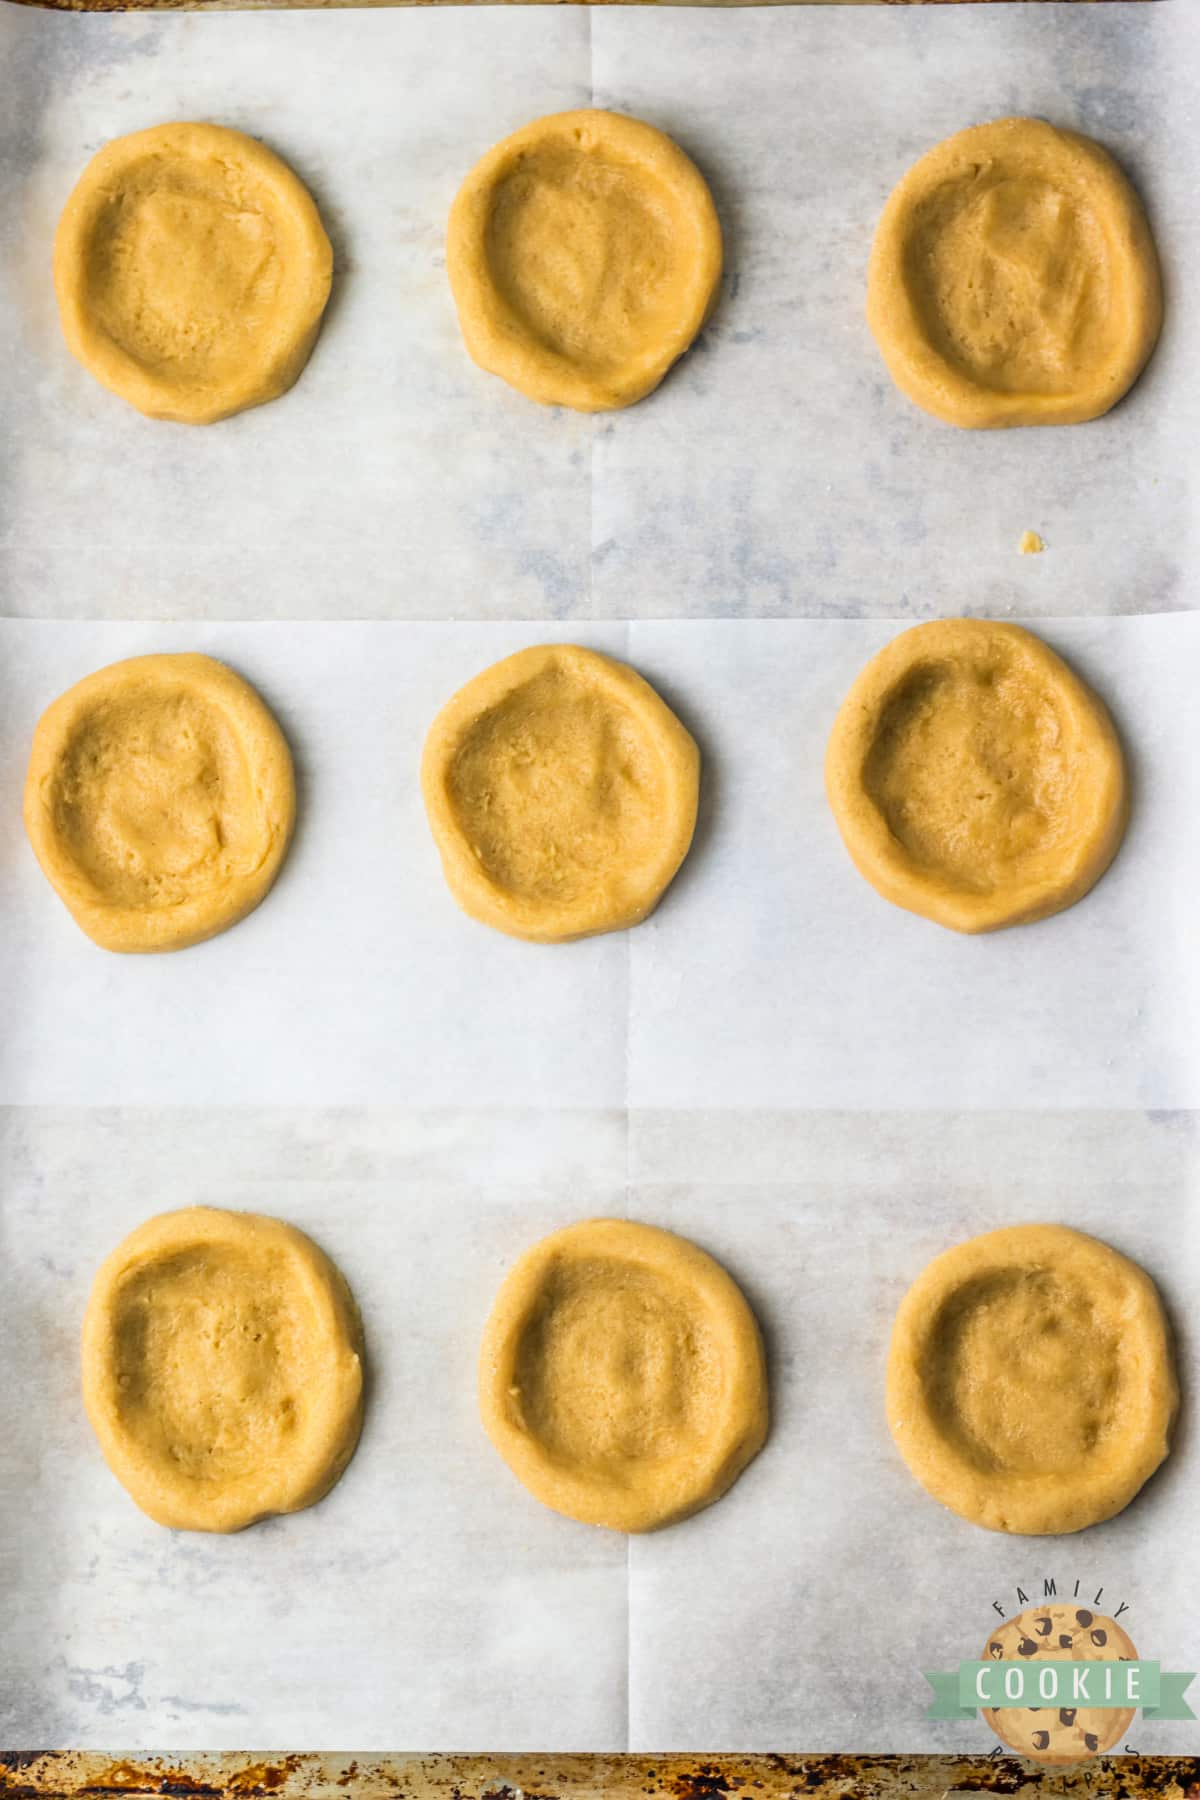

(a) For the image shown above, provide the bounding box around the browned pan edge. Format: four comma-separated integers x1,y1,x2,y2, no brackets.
0,0,1167,14
2,1752,1199,1799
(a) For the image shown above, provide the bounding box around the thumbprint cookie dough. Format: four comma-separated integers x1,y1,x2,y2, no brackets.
825,619,1127,933
981,1605,1137,1764
867,118,1162,428
54,123,333,423
887,1225,1177,1536
82,1207,364,1532
480,1219,767,1532
24,653,295,953
421,643,700,942
447,109,722,411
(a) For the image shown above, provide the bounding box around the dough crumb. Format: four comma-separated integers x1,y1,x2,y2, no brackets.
1019,530,1046,556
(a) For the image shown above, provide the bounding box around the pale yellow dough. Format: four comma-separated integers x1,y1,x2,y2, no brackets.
24,653,295,953
81,1207,364,1533
54,122,333,424
867,118,1162,428
447,109,722,411
887,1225,1177,1536
824,619,1127,933
421,643,700,943
479,1219,768,1532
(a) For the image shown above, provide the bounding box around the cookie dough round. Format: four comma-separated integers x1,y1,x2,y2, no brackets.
24,652,295,953
887,1225,1177,1536
54,122,333,424
825,619,1127,933
480,1219,767,1532
981,1605,1137,1764
421,643,700,942
867,118,1162,428
81,1207,364,1532
447,109,722,411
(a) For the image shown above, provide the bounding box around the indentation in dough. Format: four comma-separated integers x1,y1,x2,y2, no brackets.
49,688,271,909
512,1256,720,1472
446,666,665,905
904,173,1115,395
484,146,681,378
84,154,282,380
862,655,1074,892
111,1246,309,1484
920,1266,1122,1476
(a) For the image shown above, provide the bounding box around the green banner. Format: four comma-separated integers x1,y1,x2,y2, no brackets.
1145,1673,1198,1722
924,1670,974,1722
925,1662,1195,1722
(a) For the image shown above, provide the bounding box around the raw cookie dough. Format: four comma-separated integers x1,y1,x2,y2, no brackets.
24,652,295,953
824,618,1127,933
447,109,722,411
54,122,333,424
887,1225,1177,1535
867,118,1162,428
479,1219,768,1532
981,1605,1137,1764
421,643,700,942
81,1207,364,1532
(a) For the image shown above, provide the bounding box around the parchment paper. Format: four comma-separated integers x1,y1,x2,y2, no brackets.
2,614,1196,1746
1,615,1197,1113
0,1106,632,1751
1,3,1196,622
625,1106,1199,1753
1,1104,1196,1751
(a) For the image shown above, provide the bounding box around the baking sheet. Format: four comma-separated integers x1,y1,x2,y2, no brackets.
2,615,1198,1112
2,1104,1196,1752
4,1756,1195,1800
1,0,1198,1763
5,1756,1200,1800
0,4,1196,624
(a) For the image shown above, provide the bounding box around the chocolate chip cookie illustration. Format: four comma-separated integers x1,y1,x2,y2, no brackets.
981,1606,1137,1764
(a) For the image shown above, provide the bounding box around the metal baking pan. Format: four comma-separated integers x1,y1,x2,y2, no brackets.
3,0,1161,15
3,1753,1199,1799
